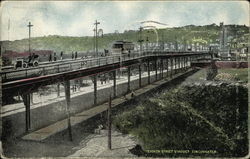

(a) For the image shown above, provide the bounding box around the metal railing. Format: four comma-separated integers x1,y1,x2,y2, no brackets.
1,51,209,82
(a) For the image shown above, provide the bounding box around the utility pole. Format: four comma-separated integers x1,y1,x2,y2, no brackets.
138,27,144,55
27,22,33,56
107,95,112,150
93,28,96,54
161,33,165,51
94,20,100,58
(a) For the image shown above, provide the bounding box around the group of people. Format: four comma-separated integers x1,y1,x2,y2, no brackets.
49,51,79,62
99,73,110,85
72,51,78,59
49,52,62,62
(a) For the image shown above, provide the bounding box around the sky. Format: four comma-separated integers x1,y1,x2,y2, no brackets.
0,0,249,41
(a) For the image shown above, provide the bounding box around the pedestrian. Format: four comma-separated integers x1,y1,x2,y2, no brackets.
60,51,63,60
72,52,74,59
75,51,78,59
54,52,57,61
131,91,135,98
49,53,52,62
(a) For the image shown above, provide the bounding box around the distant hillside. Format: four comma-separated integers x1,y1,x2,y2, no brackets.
1,24,249,54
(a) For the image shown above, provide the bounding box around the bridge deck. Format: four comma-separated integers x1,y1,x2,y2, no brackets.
22,69,191,141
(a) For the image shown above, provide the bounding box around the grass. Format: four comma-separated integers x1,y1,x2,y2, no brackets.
217,68,248,83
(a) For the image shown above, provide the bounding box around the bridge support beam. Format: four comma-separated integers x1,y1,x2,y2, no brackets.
183,57,186,70
166,59,169,77
23,93,31,132
57,83,60,97
138,64,141,88
64,80,73,141
113,70,116,98
30,93,33,105
174,57,177,74
127,66,131,93
181,57,184,71
147,61,150,84
178,57,180,73
170,58,173,78
93,75,97,105
160,59,163,79
155,60,157,81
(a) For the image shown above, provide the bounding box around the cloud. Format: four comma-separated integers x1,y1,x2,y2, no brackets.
1,1,249,41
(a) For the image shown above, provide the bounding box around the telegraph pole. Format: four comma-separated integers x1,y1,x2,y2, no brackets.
107,95,112,149
138,27,144,55
27,22,33,56
94,20,100,57
93,28,96,54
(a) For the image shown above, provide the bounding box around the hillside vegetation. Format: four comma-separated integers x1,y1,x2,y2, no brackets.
114,84,248,157
1,24,248,53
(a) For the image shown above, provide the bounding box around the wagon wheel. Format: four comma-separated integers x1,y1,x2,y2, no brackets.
23,63,28,68
33,61,39,67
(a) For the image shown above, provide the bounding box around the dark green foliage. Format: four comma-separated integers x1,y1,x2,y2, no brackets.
1,24,249,53
113,84,248,157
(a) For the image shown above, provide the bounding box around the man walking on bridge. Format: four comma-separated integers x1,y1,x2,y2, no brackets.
60,51,63,60
54,52,57,61
75,52,78,60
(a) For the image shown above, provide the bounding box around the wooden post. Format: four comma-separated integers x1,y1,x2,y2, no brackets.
93,75,97,105
64,80,73,141
139,64,142,87
127,66,131,93
113,70,116,98
147,60,150,84
23,94,31,132
108,95,112,150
